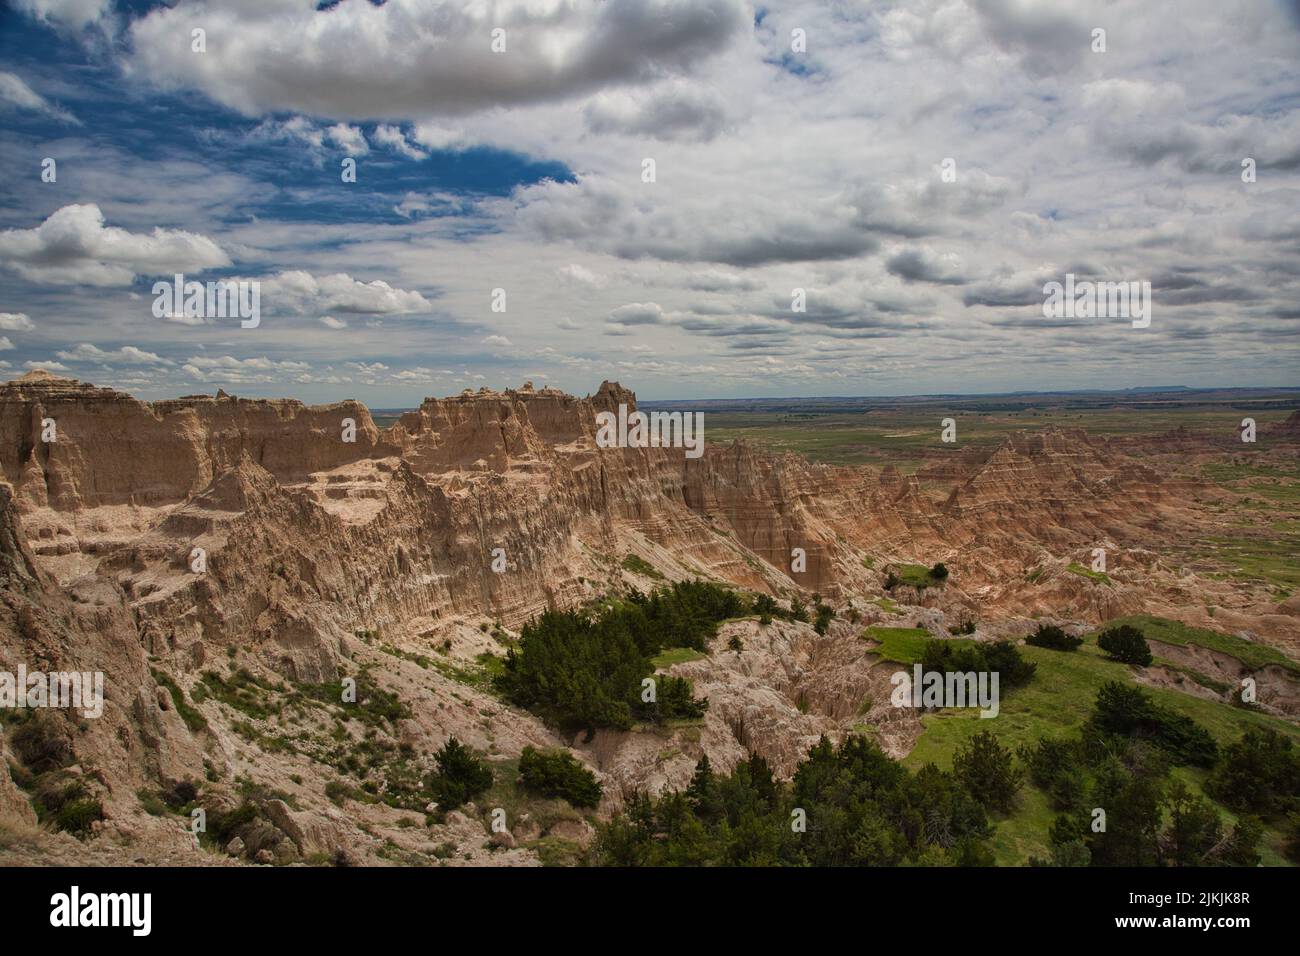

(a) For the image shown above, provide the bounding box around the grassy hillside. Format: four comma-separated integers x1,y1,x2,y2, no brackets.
892,622,1300,865
1097,613,1300,675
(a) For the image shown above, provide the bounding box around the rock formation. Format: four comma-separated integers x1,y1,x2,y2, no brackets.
0,371,1295,865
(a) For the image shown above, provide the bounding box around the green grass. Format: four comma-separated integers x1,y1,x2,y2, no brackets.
895,563,942,589
1066,562,1112,585
650,647,707,668
861,626,935,663
870,596,899,614
1202,536,1300,591
900,639,1300,865
1097,614,1300,675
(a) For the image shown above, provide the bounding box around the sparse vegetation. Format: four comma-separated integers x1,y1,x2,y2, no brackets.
620,554,665,580
1066,562,1111,584
151,668,209,732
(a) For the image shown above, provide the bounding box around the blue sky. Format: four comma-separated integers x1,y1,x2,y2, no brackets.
0,0,1298,406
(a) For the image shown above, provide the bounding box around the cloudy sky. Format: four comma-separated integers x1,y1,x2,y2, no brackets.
0,0,1297,405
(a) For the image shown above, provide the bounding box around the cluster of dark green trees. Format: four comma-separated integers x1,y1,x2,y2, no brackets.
919,638,1037,691
1024,682,1264,866
497,580,747,736
593,738,998,866
593,679,1300,867
1206,727,1300,862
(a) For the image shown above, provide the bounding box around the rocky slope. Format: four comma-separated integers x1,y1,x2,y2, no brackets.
1,370,1296,865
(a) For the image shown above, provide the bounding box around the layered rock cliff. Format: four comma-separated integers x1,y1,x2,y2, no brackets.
0,371,1295,865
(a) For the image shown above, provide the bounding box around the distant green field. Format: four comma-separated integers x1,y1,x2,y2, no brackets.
703,408,1296,467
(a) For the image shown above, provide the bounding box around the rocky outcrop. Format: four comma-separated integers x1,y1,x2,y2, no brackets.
2,370,1295,866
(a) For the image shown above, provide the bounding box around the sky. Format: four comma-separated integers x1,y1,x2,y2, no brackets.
0,0,1297,406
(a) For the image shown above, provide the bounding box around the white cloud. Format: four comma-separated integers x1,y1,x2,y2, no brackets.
373,124,427,160
258,271,430,315
55,343,171,365
0,313,34,331
129,0,749,120
0,71,77,123
0,337,12,351
325,122,369,156
558,263,606,287
318,315,347,329
482,335,513,347
13,0,110,30
0,204,229,286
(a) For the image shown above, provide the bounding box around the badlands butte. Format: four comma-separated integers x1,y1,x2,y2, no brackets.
1,367,1298,866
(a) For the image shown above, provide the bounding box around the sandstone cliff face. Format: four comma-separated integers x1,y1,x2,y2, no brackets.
0,370,1294,865
0,370,390,513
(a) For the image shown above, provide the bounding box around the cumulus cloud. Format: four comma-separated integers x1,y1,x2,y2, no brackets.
0,204,230,286
373,124,427,160
129,0,749,120
55,343,171,365
258,271,430,315
0,313,35,331
325,122,369,156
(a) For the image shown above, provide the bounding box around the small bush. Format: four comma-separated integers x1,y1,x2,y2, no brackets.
11,714,70,774
1097,625,1152,666
518,746,602,808
427,737,493,811
1025,624,1083,652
